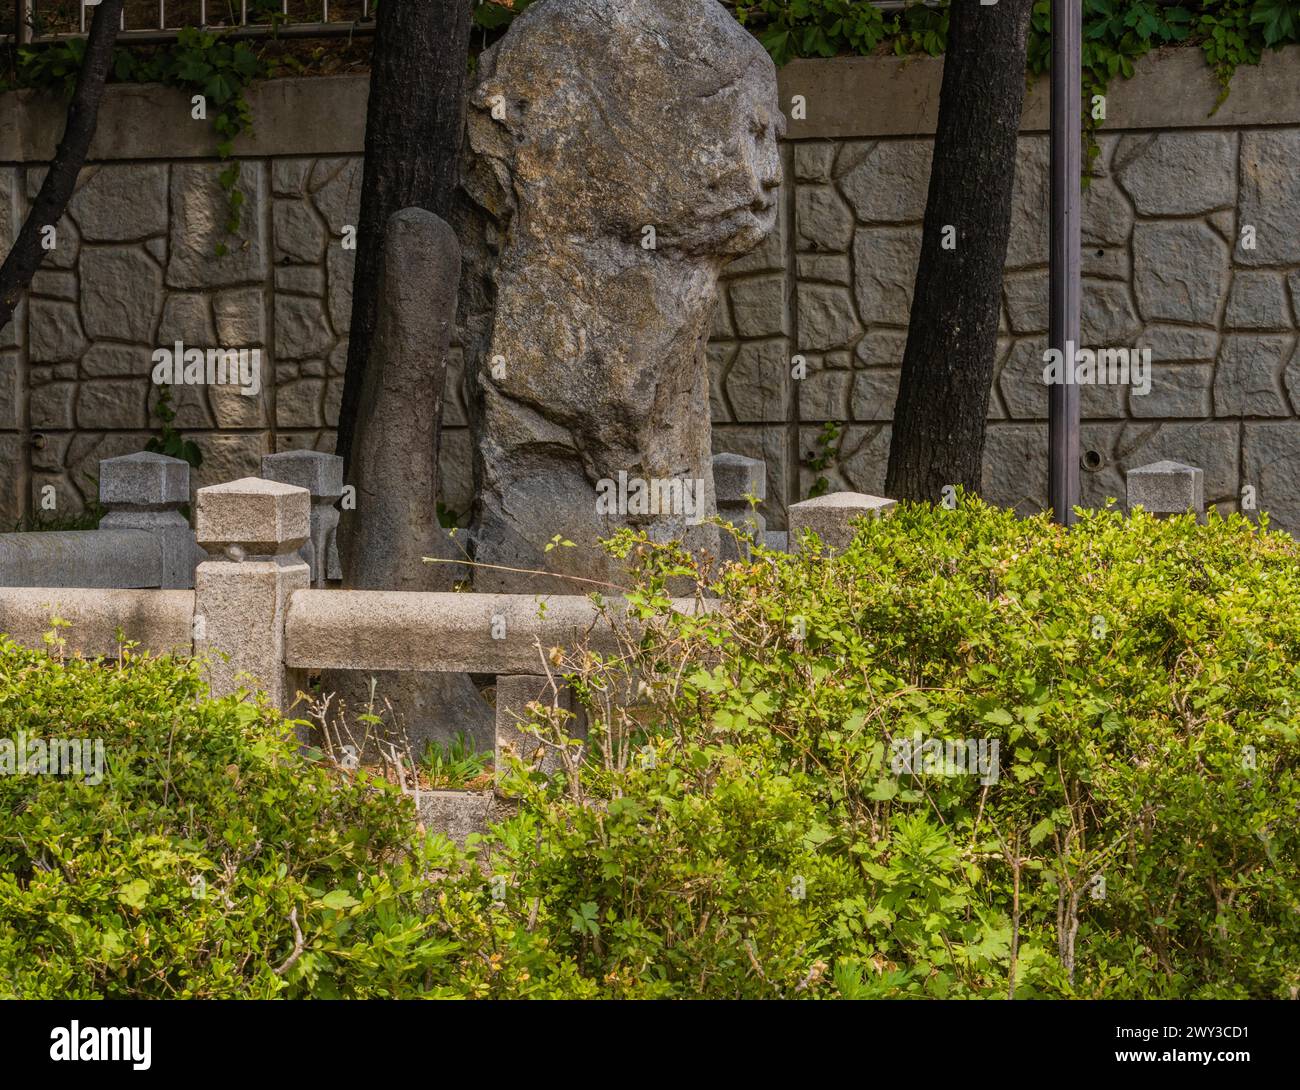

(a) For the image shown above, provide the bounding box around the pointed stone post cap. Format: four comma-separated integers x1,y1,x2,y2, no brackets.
712,453,766,504
788,491,896,552
261,450,344,502
196,477,310,557
1125,460,1204,515
99,451,190,510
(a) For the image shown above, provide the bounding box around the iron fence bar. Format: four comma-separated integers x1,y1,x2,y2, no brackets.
6,21,376,43
6,0,928,46
5,0,382,43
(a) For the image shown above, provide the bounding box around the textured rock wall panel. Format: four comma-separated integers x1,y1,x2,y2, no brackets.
2,124,1298,532
792,128,1300,530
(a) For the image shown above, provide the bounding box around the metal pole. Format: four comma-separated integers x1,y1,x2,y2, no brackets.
15,0,33,43
1048,0,1082,526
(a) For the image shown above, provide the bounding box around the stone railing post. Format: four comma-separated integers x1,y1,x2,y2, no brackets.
1126,460,1205,521
713,453,765,560
98,451,199,589
261,450,344,587
787,491,896,554
494,674,586,781
194,477,311,721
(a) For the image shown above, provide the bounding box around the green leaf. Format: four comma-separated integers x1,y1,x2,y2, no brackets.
319,889,359,911
117,879,150,909
1028,817,1057,847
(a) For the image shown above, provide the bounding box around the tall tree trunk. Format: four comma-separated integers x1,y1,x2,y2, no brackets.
884,0,1034,503
334,0,474,472
0,0,124,332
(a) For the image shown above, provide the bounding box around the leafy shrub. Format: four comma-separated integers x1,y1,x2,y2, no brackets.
0,642,466,998
485,499,1300,998
3,500,1298,998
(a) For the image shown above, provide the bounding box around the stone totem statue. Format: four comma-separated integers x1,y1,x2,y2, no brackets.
457,0,783,592
331,208,493,754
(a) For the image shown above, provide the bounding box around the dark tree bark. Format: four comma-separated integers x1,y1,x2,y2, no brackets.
334,0,475,472
884,0,1034,503
0,0,124,332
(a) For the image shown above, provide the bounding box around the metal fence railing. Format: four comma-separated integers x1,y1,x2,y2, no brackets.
4,0,377,45
2,0,946,48
2,1,936,48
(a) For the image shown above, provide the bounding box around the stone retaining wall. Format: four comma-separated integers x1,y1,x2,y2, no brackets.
1,47,1298,532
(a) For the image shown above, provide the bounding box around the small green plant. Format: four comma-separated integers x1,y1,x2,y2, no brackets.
735,0,893,63
16,27,264,249
436,501,464,530
13,35,89,97
144,386,201,520
473,0,539,32
422,732,493,789
804,419,842,499
9,502,104,533
145,385,203,471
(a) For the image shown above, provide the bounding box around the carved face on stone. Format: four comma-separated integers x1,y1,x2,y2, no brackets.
469,0,784,259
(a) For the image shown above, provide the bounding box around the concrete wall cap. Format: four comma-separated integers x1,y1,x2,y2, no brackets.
1127,460,1199,476
788,491,896,553
789,491,896,511
1126,461,1204,514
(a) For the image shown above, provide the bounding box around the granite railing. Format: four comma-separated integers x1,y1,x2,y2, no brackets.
0,447,1207,673
0,449,346,592
0,448,1207,691
0,454,1204,836
0,451,200,590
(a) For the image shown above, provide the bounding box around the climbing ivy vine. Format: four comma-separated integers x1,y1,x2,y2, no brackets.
731,1,1300,100
7,27,265,250
726,0,1300,173
6,1,1297,233
468,0,1300,139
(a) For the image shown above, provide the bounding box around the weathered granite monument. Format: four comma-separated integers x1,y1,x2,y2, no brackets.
331,208,493,751
456,0,784,592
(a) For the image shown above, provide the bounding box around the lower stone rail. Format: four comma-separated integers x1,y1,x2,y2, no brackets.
0,588,195,658
284,589,708,675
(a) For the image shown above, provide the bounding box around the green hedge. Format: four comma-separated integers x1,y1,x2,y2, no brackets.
0,644,458,998
490,499,1300,998
2,499,1298,997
